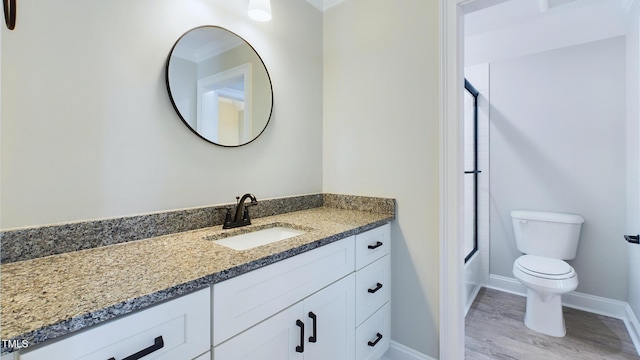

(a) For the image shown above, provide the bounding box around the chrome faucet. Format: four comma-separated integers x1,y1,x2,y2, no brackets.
222,193,258,229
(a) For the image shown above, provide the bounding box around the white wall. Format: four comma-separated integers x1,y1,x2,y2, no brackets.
323,0,440,357
0,0,323,229
489,37,628,300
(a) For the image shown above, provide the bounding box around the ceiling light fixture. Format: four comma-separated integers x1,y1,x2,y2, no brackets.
248,0,272,22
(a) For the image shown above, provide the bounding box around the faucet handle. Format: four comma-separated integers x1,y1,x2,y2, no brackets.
215,206,233,227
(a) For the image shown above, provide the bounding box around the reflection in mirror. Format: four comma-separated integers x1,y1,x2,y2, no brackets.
166,26,273,147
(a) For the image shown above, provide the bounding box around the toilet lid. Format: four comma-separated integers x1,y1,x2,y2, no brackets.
515,255,575,279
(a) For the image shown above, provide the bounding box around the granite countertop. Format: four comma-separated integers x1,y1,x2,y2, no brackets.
0,206,393,352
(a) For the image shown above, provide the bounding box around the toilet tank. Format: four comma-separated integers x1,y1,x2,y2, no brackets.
511,210,584,260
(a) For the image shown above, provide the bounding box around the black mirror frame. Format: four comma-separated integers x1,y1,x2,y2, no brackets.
165,25,274,147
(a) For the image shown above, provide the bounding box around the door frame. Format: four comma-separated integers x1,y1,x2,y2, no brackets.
440,0,497,358
439,1,466,358
441,1,640,359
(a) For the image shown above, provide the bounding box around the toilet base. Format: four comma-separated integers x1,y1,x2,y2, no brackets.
524,289,566,337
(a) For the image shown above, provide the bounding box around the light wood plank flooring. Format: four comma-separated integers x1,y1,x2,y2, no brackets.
465,287,640,360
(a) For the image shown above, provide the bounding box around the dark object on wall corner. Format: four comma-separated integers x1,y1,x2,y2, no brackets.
625,234,640,244
3,0,15,30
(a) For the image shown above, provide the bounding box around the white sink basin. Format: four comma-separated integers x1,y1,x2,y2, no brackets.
213,226,306,250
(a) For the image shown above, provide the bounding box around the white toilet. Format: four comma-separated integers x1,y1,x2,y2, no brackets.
511,210,584,337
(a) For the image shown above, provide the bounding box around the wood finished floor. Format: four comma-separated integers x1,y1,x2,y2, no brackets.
465,288,640,360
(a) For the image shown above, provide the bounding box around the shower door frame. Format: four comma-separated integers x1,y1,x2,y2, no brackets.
464,78,480,263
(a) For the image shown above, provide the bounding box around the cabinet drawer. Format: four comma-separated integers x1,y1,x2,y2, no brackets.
20,288,210,360
355,224,390,270
355,255,390,326
355,303,390,360
213,237,355,345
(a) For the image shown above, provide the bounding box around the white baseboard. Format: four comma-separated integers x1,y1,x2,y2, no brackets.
488,273,640,355
465,283,482,316
382,341,437,360
487,273,527,296
625,304,640,355
488,274,628,318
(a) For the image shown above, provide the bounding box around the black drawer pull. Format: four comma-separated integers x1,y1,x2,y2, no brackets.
625,234,640,244
296,319,305,353
368,241,383,250
368,283,383,294
368,333,383,347
107,336,164,360
308,311,317,343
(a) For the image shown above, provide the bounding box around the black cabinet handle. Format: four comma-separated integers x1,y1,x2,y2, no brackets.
367,333,383,347
308,311,317,343
368,241,383,250
296,320,305,353
107,336,164,360
625,234,640,244
368,283,383,294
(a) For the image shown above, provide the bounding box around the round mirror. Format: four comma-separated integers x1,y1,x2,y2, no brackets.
166,26,273,147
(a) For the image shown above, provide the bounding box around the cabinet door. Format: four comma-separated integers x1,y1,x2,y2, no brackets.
214,302,305,360
214,237,355,345
303,274,355,360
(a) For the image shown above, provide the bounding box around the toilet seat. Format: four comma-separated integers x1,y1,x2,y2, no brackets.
515,255,575,280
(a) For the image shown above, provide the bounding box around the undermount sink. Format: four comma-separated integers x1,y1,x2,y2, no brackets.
208,225,306,250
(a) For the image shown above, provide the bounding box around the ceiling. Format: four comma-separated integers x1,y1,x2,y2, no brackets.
463,0,629,65
305,0,635,14
464,0,628,37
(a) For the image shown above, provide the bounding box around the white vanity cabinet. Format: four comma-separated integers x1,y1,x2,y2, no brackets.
5,223,392,360
17,287,211,360
214,274,355,360
213,223,391,360
354,224,391,360
212,237,356,359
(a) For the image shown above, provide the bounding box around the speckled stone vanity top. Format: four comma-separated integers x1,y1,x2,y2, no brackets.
0,205,393,353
